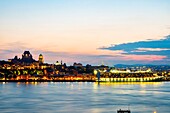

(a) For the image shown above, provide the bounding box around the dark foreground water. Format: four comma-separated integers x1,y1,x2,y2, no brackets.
0,82,170,113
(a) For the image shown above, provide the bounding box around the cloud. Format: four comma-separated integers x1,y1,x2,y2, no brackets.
0,42,138,65
1,36,170,65
0,42,124,65
121,55,167,61
101,35,170,52
100,35,170,63
34,50,126,65
133,48,170,52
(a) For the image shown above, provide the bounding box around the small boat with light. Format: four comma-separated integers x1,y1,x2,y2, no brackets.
117,109,131,113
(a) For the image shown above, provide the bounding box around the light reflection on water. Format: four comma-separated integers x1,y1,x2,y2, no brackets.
0,82,170,113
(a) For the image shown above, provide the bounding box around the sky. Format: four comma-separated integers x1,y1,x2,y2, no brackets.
0,0,170,66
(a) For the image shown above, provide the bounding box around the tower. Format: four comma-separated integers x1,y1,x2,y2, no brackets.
39,54,44,64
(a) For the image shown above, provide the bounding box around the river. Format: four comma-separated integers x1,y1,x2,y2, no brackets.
0,82,170,113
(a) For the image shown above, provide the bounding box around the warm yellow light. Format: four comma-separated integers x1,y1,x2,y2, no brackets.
153,111,157,113
94,70,98,75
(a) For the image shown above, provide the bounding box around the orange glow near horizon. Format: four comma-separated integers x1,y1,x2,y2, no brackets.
122,55,167,61
0,0,170,65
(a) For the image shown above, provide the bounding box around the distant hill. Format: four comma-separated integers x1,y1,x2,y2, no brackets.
114,64,170,71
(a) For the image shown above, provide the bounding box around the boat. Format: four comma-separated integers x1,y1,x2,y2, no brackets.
94,69,164,82
97,76,163,82
117,109,131,113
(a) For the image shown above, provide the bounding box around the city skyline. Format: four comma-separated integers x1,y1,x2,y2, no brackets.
0,0,170,65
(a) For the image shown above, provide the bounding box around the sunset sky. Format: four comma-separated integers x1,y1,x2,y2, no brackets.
0,0,170,66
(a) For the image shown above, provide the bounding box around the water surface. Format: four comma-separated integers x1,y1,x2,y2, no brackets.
0,82,170,113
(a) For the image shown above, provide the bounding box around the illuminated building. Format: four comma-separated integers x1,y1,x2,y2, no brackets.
21,51,36,64
39,54,44,64
56,61,61,65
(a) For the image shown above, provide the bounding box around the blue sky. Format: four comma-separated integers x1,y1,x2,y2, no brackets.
0,0,170,65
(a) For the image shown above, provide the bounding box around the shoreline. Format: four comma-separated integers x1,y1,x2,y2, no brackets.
0,79,169,82
0,80,96,82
